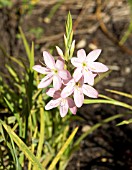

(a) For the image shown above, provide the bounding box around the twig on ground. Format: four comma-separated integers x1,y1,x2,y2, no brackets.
73,0,89,31
96,0,132,55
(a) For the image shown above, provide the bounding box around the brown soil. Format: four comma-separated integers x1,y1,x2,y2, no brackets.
0,0,132,169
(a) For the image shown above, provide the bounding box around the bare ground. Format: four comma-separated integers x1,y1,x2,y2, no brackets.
0,0,132,169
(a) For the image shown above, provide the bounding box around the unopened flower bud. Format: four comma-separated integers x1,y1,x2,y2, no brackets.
69,40,75,59
56,46,64,59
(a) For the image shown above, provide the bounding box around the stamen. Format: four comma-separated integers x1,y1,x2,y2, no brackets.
52,69,58,74
60,99,66,107
39,59,46,66
82,62,87,67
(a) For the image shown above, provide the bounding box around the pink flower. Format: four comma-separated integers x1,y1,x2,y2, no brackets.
45,88,77,117
33,51,69,90
61,77,98,108
71,49,108,85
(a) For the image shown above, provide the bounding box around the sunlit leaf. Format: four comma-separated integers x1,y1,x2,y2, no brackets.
94,70,112,85
84,99,132,110
116,119,132,126
4,97,14,112
48,127,78,170
5,64,19,82
106,89,132,99
1,121,44,170
19,27,31,61
10,56,25,68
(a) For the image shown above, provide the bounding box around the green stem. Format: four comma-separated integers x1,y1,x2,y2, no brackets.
36,95,45,159
32,73,45,169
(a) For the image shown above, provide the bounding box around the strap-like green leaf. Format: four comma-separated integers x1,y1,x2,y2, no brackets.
106,89,132,99
116,118,132,126
19,27,31,61
84,99,132,110
48,127,78,170
1,120,44,170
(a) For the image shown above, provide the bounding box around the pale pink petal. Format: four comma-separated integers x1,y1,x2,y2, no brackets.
62,70,72,85
45,98,61,110
58,70,69,80
73,68,82,82
69,105,77,115
59,99,69,117
62,71,71,84
86,49,101,62
77,49,86,61
56,46,64,59
62,74,72,85
55,58,64,70
82,84,98,98
67,97,77,115
61,79,75,98
74,87,84,107
41,72,53,81
93,73,97,78
46,88,56,97
43,51,55,69
53,75,62,90
38,73,53,88
71,57,82,67
89,62,109,72
83,69,95,86
32,65,50,74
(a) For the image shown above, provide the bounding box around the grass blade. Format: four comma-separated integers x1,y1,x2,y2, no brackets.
1,120,44,170
48,127,78,170
19,27,31,62
116,118,132,126
84,99,132,110
4,97,14,112
105,89,132,99
30,41,35,70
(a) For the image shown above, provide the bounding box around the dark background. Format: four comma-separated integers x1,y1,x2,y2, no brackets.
0,0,132,169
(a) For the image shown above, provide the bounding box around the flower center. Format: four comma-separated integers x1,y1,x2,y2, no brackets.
60,99,66,107
82,62,87,67
75,82,81,87
53,69,58,74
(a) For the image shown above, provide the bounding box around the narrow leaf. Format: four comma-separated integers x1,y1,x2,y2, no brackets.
4,97,14,112
48,127,78,170
116,118,132,126
10,56,25,68
94,70,111,85
106,89,132,99
6,64,19,82
84,99,132,110
19,27,31,62
1,121,44,170
30,41,34,70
